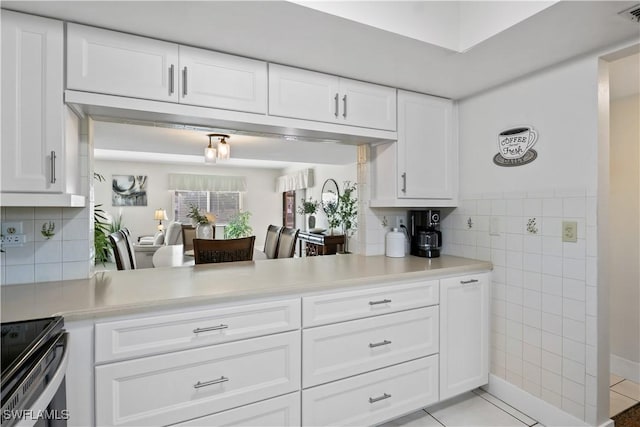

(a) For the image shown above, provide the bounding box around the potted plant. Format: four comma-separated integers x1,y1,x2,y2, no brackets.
297,197,319,231
187,204,216,239
337,181,358,253
225,211,253,239
323,200,341,235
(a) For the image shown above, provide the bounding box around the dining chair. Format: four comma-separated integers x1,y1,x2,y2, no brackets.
276,227,299,258
264,225,282,259
109,230,136,270
181,224,197,253
193,236,256,264
120,228,138,268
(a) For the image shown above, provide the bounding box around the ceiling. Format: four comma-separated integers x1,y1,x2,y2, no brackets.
3,1,639,168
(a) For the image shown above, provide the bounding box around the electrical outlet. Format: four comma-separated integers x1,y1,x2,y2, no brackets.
395,216,405,228
562,221,578,242
1,234,26,246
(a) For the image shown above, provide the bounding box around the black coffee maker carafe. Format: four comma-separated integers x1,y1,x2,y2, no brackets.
408,210,442,258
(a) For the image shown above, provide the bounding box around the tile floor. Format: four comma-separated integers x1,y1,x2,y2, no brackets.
381,389,541,427
610,374,640,417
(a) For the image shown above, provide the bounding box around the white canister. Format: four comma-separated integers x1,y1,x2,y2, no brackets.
385,228,405,258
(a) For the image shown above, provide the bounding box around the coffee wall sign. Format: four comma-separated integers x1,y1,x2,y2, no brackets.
493,126,538,167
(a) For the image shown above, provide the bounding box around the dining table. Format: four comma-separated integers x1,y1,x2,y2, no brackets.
152,244,267,268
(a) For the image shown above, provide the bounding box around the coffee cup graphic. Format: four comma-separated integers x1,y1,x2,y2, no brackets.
498,127,537,160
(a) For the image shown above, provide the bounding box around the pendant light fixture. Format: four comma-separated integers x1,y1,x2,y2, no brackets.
205,133,231,162
204,134,217,164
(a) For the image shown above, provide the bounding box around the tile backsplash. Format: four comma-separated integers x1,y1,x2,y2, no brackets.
1,206,92,285
441,188,598,424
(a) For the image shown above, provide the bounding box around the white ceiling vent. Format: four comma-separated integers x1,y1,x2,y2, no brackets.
619,4,640,22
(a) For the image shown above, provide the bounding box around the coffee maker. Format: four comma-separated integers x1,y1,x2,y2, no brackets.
408,210,442,258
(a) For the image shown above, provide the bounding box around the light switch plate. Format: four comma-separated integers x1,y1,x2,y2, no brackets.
562,221,578,242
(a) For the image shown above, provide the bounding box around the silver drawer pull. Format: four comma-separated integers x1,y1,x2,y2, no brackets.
369,393,391,403
460,279,479,284
193,376,228,389
369,299,392,306
193,324,228,334
369,340,392,348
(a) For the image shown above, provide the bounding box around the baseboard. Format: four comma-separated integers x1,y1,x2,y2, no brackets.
483,374,589,427
611,353,640,383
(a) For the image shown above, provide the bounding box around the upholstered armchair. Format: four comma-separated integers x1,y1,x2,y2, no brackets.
133,221,183,268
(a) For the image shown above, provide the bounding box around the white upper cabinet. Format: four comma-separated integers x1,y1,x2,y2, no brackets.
67,23,179,102
397,90,455,199
269,64,396,131
178,46,267,113
2,11,64,193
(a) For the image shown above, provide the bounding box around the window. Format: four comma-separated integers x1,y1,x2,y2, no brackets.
174,191,241,224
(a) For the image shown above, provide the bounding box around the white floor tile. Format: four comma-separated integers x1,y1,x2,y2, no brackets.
611,379,640,401
473,389,537,426
427,392,528,427
380,410,442,427
610,373,625,387
610,390,638,417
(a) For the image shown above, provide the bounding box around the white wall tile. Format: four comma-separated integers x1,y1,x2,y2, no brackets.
563,319,585,343
542,274,563,296
491,249,506,266
585,197,597,226
5,207,35,220
543,199,563,217
506,353,524,376
34,207,63,220
35,263,62,282
506,234,523,252
542,255,563,277
493,282,506,301
541,388,563,407
506,336,523,358
523,361,542,384
34,220,60,242
585,345,597,376
523,235,542,254
506,286,523,305
542,330,563,353
585,227,597,257
62,207,89,220
523,272,542,291
563,239,586,260
563,359,586,385
563,338,586,364
562,398,585,420
542,236,563,257
506,304,524,324
585,376,597,406
478,200,491,215
562,378,585,404
585,286,597,316
564,278,586,301
492,200,506,216
523,290,542,311
523,199,543,217
563,258,586,281
477,246,491,261
506,370,524,388
585,257,597,285
541,369,562,393
491,233,506,249
563,197,586,218
542,350,563,374
4,243,35,265
493,300,506,317
506,251,523,270
523,326,542,346
563,298,585,322
542,293,563,316
523,253,542,273
523,342,542,366
62,240,90,262
585,316,597,346
62,261,90,280
523,307,542,329
475,215,490,232
35,241,62,264
542,217,561,237
5,265,35,284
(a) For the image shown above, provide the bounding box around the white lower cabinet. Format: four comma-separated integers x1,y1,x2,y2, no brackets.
302,306,439,387
95,331,300,426
172,392,301,427
439,273,490,400
302,355,439,426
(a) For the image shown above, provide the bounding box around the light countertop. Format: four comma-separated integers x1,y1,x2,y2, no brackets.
1,255,491,322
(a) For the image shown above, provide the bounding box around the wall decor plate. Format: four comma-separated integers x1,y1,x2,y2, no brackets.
493,149,537,167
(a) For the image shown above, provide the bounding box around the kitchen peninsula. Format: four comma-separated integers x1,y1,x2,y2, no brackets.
2,254,490,426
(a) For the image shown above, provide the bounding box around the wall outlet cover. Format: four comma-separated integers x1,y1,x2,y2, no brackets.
562,221,578,242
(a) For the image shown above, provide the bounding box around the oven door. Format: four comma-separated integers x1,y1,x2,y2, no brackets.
4,333,69,427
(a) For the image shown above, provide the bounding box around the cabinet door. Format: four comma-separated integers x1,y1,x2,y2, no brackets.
339,78,396,131
67,23,179,102
397,90,454,199
268,64,340,123
1,11,64,193
179,46,267,113
439,273,489,400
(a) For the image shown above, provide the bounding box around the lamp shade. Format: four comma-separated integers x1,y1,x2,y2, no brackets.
154,209,168,221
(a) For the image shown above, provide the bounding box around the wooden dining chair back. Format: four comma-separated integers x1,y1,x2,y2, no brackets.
264,225,282,259
276,227,299,258
193,236,256,264
181,224,197,253
109,230,136,270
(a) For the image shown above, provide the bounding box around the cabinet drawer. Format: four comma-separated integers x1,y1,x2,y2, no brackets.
95,331,300,426
302,280,438,327
303,306,438,387
95,298,300,363
172,392,300,427
302,355,439,426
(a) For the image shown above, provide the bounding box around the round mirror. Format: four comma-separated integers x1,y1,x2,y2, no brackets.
321,179,340,214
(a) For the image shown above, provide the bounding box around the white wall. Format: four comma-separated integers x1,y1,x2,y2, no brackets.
609,94,640,367
94,160,282,248
444,54,601,425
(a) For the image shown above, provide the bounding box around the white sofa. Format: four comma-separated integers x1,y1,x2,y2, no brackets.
133,222,183,268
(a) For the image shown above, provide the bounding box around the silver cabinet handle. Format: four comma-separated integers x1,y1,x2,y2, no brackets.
193,376,228,389
169,64,175,95
334,93,339,117
183,66,188,96
369,299,391,306
369,340,392,348
460,279,479,284
193,324,228,334
401,172,407,193
342,94,347,118
50,151,57,184
369,393,391,403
